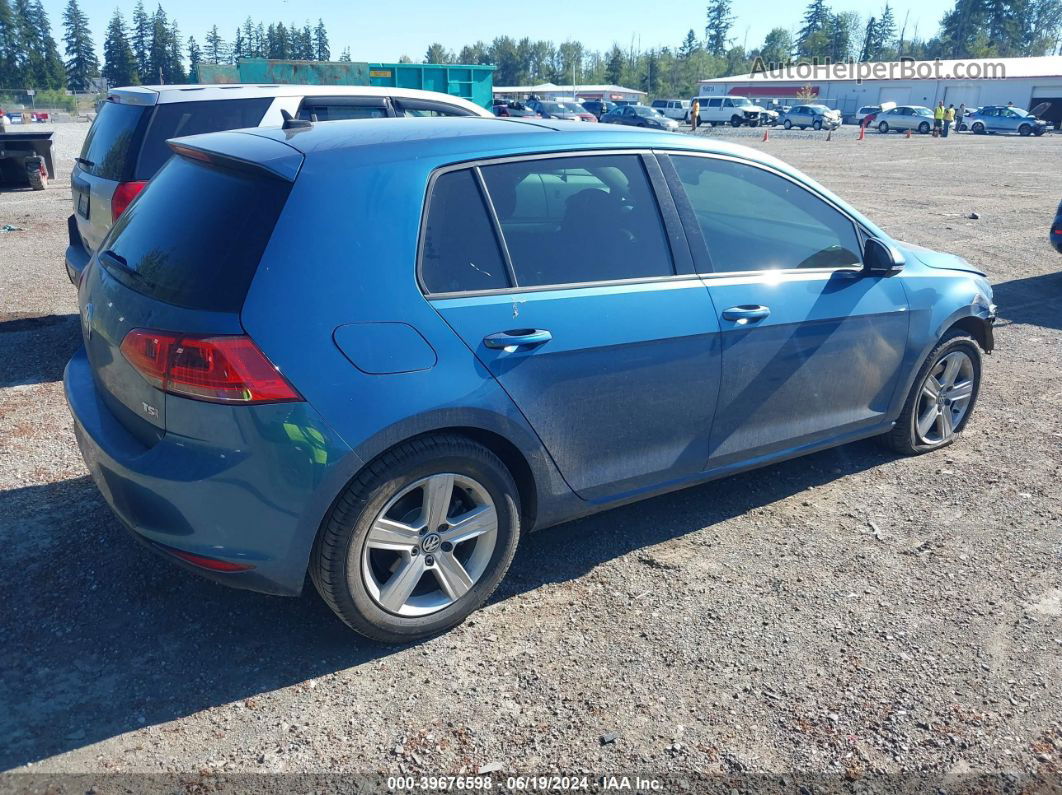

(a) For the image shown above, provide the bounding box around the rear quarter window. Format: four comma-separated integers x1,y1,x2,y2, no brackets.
100,155,290,312
79,101,150,180
135,98,273,180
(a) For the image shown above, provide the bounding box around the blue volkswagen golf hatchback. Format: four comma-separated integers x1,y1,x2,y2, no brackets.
66,117,996,642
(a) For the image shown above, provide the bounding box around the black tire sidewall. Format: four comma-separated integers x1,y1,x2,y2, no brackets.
316,441,520,643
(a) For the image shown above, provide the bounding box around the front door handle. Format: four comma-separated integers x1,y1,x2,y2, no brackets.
483,329,553,350
722,305,771,322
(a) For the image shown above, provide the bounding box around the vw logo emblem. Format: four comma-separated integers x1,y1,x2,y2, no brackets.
421,533,442,553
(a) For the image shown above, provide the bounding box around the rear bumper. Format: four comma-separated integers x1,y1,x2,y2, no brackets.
64,347,360,596
65,214,91,285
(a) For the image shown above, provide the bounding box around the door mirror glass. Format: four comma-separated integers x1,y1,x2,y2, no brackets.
863,237,905,274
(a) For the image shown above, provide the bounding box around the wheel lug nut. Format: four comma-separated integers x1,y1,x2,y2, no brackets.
441,541,453,552
410,548,419,556
425,555,434,566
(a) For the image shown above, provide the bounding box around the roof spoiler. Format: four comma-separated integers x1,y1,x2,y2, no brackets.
168,131,304,182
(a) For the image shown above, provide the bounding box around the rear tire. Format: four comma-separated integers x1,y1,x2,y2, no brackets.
879,330,982,455
310,435,521,643
878,121,889,133
26,167,46,191
783,119,793,129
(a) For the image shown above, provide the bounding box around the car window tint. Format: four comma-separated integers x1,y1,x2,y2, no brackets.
481,155,674,287
79,100,149,180
102,156,290,312
136,98,273,180
421,169,509,294
671,155,862,272
297,102,389,121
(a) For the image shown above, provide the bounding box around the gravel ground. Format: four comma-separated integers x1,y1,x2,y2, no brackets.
1,122,1060,785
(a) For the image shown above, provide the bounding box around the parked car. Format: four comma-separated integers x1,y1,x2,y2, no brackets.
65,84,492,286
964,105,1048,136
854,105,882,126
699,96,777,127
601,104,680,131
875,105,935,134
492,101,540,119
580,99,616,119
1051,198,1062,253
66,116,996,642
651,98,691,122
780,104,841,130
526,99,596,123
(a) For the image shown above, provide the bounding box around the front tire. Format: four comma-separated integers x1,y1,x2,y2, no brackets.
880,331,982,455
310,435,521,643
730,115,743,127
972,122,986,134
812,119,822,130
878,121,889,133
1019,123,1032,136
918,121,931,134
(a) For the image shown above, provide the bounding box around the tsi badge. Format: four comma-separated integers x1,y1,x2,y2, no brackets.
141,401,159,419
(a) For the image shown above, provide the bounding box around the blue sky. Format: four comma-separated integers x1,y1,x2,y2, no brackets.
42,0,953,62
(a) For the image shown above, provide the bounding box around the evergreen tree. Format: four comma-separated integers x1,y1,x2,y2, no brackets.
12,0,38,86
146,4,172,83
254,22,265,56
679,29,699,58
31,0,66,88
797,0,833,57
876,2,897,54
605,43,624,84
232,27,243,61
62,0,99,92
938,0,988,57
705,0,734,56
425,42,451,63
102,9,137,87
187,34,201,77
168,18,185,80
205,25,226,64
0,0,22,86
338,46,351,61
314,18,329,60
130,0,150,76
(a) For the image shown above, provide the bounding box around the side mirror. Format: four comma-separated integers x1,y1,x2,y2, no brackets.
863,237,906,275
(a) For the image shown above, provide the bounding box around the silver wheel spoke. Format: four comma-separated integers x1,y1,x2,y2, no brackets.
366,517,420,552
917,405,939,438
422,474,455,531
378,556,426,613
922,377,942,400
939,406,955,438
442,504,497,545
433,552,474,600
948,381,973,403
940,354,962,388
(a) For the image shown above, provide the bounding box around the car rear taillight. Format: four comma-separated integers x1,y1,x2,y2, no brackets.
155,543,255,572
120,329,302,404
111,180,148,221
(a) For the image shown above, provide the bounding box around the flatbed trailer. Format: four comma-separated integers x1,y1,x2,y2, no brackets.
0,129,55,190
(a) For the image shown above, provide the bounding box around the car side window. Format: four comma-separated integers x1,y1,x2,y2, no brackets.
297,97,390,121
671,155,863,272
481,155,674,288
421,169,510,294
708,98,722,108
395,99,475,117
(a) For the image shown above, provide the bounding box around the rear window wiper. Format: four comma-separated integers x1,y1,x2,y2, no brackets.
99,249,142,282
76,157,95,168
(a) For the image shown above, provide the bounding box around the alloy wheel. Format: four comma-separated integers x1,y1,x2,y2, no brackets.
914,351,975,445
357,473,498,617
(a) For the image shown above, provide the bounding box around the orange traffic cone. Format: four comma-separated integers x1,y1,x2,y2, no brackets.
762,126,769,142
905,129,912,138
858,124,866,140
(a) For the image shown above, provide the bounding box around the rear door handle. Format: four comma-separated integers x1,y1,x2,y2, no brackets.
483,329,553,350
722,305,771,322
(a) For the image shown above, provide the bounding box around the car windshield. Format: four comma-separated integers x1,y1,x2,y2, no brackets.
560,103,586,113
912,108,933,116
540,103,565,113
731,98,755,107
634,106,660,116
1007,107,1031,117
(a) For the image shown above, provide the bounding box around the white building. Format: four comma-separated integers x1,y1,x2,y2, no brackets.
698,56,1062,123
493,83,646,102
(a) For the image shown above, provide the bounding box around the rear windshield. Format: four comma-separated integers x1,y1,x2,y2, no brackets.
99,155,290,312
135,98,273,180
79,101,149,180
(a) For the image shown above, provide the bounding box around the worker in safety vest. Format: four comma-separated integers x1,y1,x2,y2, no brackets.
934,102,945,136
943,104,955,137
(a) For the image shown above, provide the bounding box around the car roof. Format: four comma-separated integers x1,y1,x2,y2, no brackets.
186,116,786,165
106,84,488,116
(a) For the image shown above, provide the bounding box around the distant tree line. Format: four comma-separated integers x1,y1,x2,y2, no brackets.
0,0,1059,99
421,0,1062,98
